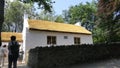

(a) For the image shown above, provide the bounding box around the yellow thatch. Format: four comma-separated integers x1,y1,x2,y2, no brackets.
1,32,23,42
28,20,92,35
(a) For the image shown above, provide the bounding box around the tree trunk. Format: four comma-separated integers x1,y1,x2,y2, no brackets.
0,0,4,46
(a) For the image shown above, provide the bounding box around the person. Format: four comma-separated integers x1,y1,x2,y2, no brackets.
18,48,24,63
8,36,20,68
0,44,5,68
2,45,8,66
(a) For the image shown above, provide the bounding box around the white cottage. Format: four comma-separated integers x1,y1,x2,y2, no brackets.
22,18,93,52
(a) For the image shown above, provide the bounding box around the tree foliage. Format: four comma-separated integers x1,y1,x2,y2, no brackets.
35,10,55,21
55,15,64,23
21,0,54,12
3,1,33,32
30,10,64,23
64,1,97,31
93,27,107,43
97,0,120,42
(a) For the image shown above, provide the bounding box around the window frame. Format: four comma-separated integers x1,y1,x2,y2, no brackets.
47,36,56,45
74,37,80,45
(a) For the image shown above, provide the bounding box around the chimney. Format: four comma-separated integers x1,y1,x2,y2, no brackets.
74,21,81,26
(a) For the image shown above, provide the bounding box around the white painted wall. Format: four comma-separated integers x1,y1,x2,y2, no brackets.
22,14,29,51
22,14,29,63
25,30,93,51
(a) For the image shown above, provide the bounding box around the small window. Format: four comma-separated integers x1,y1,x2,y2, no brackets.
74,37,80,45
64,36,68,39
47,36,56,45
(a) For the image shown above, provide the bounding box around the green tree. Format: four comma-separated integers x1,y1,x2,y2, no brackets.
93,27,107,43
97,0,120,42
66,1,97,31
3,1,33,32
55,15,64,23
62,10,70,23
33,10,55,21
22,0,54,12
33,10,64,23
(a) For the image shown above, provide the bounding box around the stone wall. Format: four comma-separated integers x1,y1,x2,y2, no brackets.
28,43,120,68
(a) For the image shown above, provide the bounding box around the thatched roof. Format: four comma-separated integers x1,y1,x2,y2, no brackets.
28,20,91,35
1,32,23,42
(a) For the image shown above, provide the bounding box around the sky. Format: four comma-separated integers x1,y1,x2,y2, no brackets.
52,0,93,15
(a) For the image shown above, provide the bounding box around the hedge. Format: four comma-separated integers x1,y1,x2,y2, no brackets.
28,43,120,68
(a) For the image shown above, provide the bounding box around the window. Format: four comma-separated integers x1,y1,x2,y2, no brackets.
47,36,56,45
74,37,80,45
64,36,68,39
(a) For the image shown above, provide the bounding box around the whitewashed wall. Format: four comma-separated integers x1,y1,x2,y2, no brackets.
25,29,93,51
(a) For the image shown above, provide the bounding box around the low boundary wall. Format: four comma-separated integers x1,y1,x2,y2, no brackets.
28,43,120,68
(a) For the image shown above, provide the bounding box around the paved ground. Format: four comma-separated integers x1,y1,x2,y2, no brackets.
3,58,120,68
